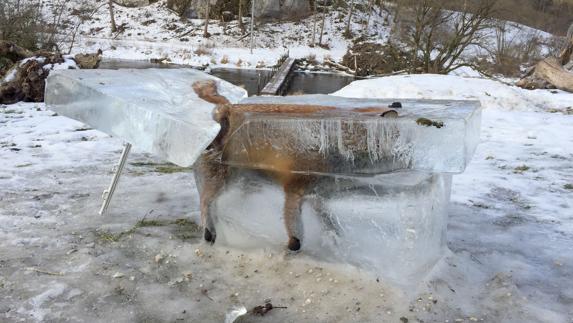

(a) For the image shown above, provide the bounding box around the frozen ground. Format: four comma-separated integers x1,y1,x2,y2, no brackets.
1,75,573,322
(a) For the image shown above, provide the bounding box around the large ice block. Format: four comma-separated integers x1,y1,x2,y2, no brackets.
203,169,452,286
45,69,247,167
224,95,481,174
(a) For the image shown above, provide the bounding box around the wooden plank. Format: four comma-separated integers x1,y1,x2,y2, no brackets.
260,58,296,95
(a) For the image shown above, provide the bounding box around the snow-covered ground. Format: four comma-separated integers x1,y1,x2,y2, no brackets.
1,74,572,322
49,0,390,68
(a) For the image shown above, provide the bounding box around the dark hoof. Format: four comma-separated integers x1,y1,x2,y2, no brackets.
204,228,216,244
287,237,301,251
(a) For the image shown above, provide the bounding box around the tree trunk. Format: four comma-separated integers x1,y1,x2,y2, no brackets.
109,0,117,33
318,5,327,46
238,0,245,33
311,0,317,46
364,0,374,33
249,0,255,53
559,33,573,66
203,0,211,38
533,57,573,92
345,0,355,37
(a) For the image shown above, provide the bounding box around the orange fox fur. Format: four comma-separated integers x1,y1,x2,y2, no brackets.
192,80,397,251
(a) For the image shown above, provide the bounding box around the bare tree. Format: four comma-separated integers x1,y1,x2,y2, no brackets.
109,0,117,33
311,0,317,46
249,0,254,53
344,0,355,38
203,0,210,38
238,0,245,33
0,1,40,50
44,0,68,52
364,0,374,34
560,22,573,65
399,0,496,74
66,2,108,54
318,2,327,46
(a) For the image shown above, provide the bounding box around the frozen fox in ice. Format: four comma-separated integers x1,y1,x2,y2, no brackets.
192,80,398,251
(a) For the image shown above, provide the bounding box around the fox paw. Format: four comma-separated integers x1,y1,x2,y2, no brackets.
287,237,301,251
204,228,216,244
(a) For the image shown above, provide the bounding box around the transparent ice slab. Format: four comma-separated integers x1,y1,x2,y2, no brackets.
224,95,481,174
205,169,452,286
45,69,247,167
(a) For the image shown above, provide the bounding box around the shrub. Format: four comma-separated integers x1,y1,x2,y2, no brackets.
194,45,213,56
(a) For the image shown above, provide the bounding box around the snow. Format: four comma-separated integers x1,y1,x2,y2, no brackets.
38,0,382,68
334,74,573,112
43,55,79,71
1,73,573,321
1,68,17,83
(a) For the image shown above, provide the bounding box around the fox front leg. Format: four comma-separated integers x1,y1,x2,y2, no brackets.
194,153,227,244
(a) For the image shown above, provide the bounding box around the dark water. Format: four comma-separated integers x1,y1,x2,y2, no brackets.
98,59,355,96
209,68,274,96
287,71,354,95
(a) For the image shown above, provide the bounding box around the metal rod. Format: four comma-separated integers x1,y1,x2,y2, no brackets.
99,143,131,215
250,0,255,54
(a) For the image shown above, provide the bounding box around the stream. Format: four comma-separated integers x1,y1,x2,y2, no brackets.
98,59,355,96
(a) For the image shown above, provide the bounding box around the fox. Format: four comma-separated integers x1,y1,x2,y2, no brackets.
192,80,398,251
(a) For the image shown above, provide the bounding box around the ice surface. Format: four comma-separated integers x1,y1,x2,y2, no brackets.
205,169,452,286
225,95,481,174
45,69,247,167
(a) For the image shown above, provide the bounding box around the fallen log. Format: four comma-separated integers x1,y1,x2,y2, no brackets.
515,77,550,90
533,57,573,92
324,58,356,74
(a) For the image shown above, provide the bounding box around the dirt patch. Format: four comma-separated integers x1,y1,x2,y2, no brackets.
342,42,411,77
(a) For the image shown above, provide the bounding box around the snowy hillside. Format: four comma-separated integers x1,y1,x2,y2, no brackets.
37,0,556,69
45,0,388,67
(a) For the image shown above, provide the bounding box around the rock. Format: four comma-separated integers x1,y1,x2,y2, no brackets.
0,41,33,62
154,253,165,263
167,0,310,20
221,10,234,22
254,0,310,20
0,304,10,314
112,272,125,278
74,50,102,69
115,0,156,7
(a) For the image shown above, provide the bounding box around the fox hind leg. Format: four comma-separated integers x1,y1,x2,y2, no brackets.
283,176,313,251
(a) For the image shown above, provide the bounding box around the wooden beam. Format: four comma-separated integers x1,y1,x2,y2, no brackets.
260,58,296,96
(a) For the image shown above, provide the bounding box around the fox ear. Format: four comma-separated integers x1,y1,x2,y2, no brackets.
192,80,231,105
